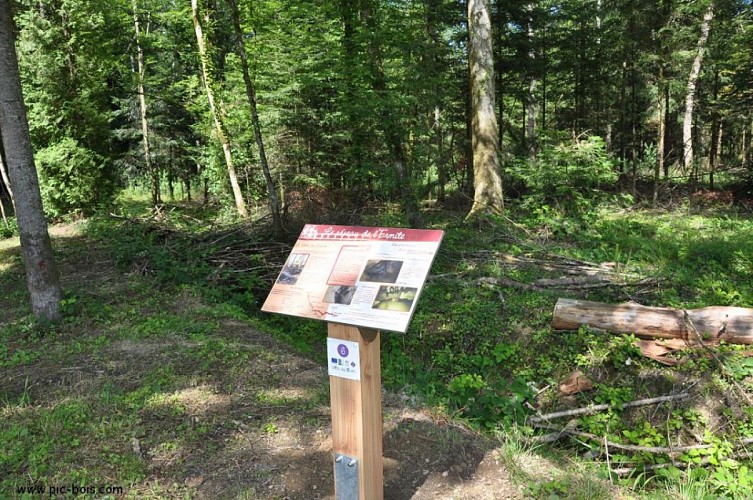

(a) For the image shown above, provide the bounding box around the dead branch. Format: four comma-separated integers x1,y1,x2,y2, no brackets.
527,392,690,424
610,451,753,477
534,422,753,455
477,276,550,293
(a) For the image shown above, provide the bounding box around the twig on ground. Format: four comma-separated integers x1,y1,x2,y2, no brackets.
533,422,753,454
527,392,691,424
610,451,753,477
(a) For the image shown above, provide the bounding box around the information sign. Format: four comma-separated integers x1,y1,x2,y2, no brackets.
262,224,444,333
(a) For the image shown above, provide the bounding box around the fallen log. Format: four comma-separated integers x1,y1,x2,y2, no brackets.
553,298,753,345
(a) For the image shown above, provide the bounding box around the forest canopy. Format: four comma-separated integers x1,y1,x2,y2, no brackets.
0,0,751,224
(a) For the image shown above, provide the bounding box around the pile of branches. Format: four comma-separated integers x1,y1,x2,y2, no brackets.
108,208,291,298
469,250,661,296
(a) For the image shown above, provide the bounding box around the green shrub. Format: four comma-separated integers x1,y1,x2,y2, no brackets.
35,137,115,217
508,136,620,222
0,216,18,239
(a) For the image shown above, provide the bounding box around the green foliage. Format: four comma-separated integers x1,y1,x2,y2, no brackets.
0,217,18,239
510,137,618,196
446,373,533,428
508,136,622,230
526,478,577,499
35,137,115,217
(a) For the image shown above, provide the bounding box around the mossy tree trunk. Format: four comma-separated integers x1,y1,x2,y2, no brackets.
467,0,504,218
192,0,248,218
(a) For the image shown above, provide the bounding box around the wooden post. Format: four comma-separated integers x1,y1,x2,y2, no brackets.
328,322,384,500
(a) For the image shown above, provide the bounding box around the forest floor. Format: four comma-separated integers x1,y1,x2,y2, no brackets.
0,220,527,499
3,190,753,499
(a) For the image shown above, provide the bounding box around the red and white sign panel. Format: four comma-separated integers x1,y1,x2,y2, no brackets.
262,224,444,333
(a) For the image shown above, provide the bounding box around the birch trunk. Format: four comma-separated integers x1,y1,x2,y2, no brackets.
226,0,281,234
191,0,248,218
0,1,62,321
467,0,504,217
710,121,722,189
682,3,714,171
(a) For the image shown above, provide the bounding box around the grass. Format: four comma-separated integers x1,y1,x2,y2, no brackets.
2,191,753,497
0,209,333,497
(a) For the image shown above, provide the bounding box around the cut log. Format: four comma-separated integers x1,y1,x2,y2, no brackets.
553,298,753,345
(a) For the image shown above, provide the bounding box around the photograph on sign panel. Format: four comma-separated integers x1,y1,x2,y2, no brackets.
359,260,403,284
322,285,358,305
372,286,417,312
276,253,309,285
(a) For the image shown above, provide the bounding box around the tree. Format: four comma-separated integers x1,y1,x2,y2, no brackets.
525,2,537,159
132,0,160,206
467,0,504,217
191,0,248,218
14,0,119,215
683,1,714,172
226,0,281,234
0,0,62,321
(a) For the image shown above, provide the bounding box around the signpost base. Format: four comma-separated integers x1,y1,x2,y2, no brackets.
328,323,383,500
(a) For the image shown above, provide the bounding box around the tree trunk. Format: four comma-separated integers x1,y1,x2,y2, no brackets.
434,105,446,202
654,68,666,206
662,83,670,178
741,115,748,165
552,298,753,345
494,0,505,152
132,0,160,206
427,0,447,202
710,120,722,189
525,4,536,159
618,53,627,172
683,2,714,171
227,0,282,235
0,1,62,321
466,0,504,218
191,0,248,218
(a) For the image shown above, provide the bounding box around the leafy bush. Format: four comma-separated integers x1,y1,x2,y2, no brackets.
35,137,115,217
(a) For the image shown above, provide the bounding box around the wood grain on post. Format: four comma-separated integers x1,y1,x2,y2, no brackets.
328,323,384,500
553,298,753,344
